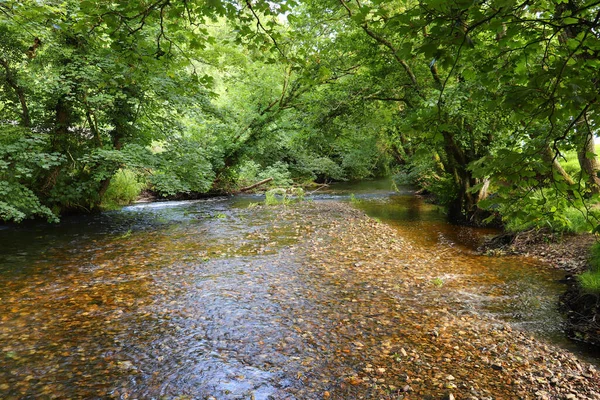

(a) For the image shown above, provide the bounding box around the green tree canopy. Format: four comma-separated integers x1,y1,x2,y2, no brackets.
1,0,599,231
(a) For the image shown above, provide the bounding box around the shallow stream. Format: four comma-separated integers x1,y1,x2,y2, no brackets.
0,180,594,398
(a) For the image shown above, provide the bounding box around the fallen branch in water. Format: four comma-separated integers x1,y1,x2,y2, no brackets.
308,183,329,195
239,177,273,192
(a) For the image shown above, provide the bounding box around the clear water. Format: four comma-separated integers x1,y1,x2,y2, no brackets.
0,180,595,399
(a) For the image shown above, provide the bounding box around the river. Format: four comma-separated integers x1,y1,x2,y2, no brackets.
0,180,596,399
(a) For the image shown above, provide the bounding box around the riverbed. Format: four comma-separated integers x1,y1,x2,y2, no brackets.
0,182,598,399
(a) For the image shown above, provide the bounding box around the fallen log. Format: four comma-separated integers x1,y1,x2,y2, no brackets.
308,183,329,195
239,177,273,192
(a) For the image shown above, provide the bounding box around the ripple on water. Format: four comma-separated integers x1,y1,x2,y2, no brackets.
0,184,598,399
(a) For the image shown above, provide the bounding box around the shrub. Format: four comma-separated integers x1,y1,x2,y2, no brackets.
0,127,63,222
237,160,293,190
101,169,145,209
150,139,215,196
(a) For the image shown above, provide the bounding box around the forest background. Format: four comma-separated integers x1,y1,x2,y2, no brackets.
1,0,600,237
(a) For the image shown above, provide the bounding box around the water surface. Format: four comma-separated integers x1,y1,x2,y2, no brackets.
0,180,591,398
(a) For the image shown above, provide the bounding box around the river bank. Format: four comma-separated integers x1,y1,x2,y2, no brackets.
481,229,595,274
479,227,600,350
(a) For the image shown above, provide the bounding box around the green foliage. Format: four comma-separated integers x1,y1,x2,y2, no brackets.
261,162,293,188
265,188,288,206
291,154,346,182
562,151,581,178
236,160,293,189
0,127,63,222
2,0,600,232
264,187,305,206
101,169,145,210
394,154,458,208
150,139,215,197
236,161,262,188
579,271,600,294
589,242,600,272
502,202,597,234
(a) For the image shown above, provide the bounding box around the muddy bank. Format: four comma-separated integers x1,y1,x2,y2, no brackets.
560,286,600,348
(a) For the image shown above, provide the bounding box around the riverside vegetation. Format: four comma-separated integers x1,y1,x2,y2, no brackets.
3,1,600,230
2,0,600,389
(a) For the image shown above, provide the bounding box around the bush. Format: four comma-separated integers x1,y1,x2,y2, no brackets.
0,127,63,222
295,155,346,182
150,139,215,196
101,169,145,209
236,160,292,189
503,204,597,234
261,162,293,187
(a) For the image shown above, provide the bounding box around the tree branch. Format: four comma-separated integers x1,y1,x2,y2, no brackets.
245,1,287,59
0,58,31,127
338,0,421,93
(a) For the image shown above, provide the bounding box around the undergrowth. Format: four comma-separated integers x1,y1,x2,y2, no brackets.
101,169,145,210
264,187,305,206
579,242,600,294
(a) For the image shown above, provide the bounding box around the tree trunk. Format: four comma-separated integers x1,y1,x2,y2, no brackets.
577,130,600,194
97,87,138,204
0,58,31,127
543,145,575,186
41,96,71,195
441,131,482,223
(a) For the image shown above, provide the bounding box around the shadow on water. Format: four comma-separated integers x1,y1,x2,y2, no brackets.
0,178,597,398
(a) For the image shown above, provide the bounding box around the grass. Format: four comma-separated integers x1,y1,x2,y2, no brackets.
579,271,600,294
264,187,305,206
588,241,600,270
578,242,600,294
562,143,600,176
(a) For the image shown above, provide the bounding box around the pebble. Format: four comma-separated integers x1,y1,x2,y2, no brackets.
3,201,599,399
